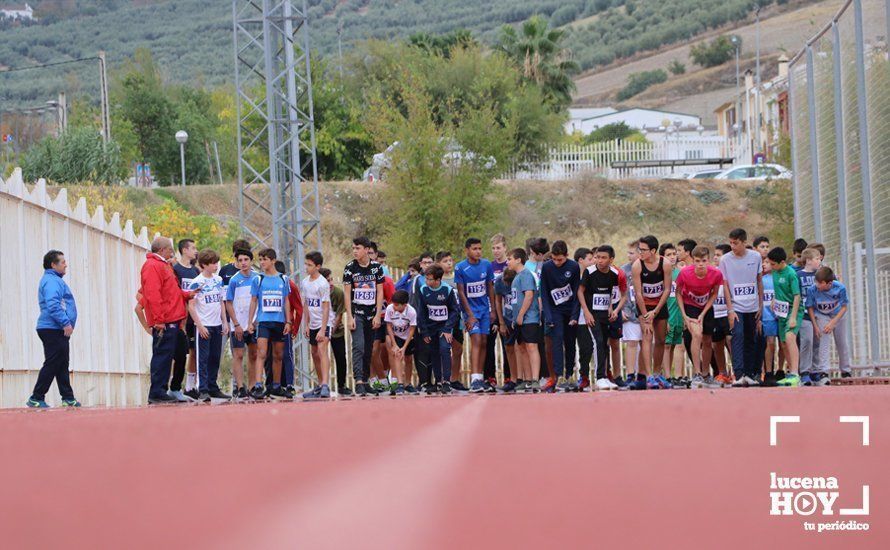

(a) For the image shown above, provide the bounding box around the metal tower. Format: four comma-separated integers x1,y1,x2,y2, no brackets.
233,0,321,389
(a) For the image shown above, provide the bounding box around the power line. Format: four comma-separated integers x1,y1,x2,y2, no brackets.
0,56,99,75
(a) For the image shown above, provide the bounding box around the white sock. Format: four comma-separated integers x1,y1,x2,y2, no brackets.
370,376,378,385
471,373,484,382
185,373,197,391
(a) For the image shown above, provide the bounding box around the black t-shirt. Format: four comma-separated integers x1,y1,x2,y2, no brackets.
219,263,239,287
580,267,619,319
173,263,200,327
343,260,385,319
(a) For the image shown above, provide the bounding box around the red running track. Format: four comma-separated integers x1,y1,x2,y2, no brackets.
1,387,888,549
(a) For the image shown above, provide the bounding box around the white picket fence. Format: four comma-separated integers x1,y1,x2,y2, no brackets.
505,137,733,180
0,169,153,408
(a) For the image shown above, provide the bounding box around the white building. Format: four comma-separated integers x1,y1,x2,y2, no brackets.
0,3,35,20
568,107,702,136
564,107,617,134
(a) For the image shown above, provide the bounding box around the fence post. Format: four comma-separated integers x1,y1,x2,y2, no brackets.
789,62,801,237
853,0,881,364
805,46,823,241
854,242,867,364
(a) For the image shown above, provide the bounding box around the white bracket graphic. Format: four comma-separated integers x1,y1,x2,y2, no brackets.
840,485,870,515
770,416,800,446
839,416,870,446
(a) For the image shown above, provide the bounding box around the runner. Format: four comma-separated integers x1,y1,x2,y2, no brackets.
631,235,672,390
410,253,435,389
172,238,200,400
572,247,596,390
187,249,229,401
484,234,510,388
621,241,642,388
343,237,385,397
436,250,465,390
219,238,250,292
711,244,733,386
300,251,331,399
719,228,764,387
759,256,780,386
796,248,822,385
660,243,682,388
247,248,292,400
384,290,417,394
495,268,519,392
224,248,258,400
320,268,351,395
525,238,550,383
454,238,496,393
603,246,627,387
792,238,809,270
753,236,771,259
540,240,580,392
677,238,697,268
767,247,802,387
578,245,622,390
370,272,396,393
508,248,541,393
675,246,723,389
807,266,851,382
416,264,459,394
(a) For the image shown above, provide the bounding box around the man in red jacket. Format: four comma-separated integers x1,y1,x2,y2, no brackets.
141,237,195,404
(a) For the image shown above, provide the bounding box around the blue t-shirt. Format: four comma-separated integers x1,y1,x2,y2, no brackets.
762,272,776,322
511,268,540,325
797,269,817,304
226,271,259,328
455,258,494,315
494,276,513,323
250,273,290,324
805,280,848,316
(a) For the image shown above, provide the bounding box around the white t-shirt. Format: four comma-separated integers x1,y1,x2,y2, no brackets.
189,274,224,327
384,304,417,341
300,275,331,330
719,249,762,314
713,285,728,319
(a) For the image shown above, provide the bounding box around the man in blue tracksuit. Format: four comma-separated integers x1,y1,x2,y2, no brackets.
540,240,581,392
28,250,81,408
416,264,459,394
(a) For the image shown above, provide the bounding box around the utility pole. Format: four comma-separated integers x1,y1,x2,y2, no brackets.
98,51,111,143
337,21,344,79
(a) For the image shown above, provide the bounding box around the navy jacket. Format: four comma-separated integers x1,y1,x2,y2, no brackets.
540,259,581,324
416,282,459,336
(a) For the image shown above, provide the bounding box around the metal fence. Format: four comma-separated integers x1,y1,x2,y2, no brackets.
788,0,890,368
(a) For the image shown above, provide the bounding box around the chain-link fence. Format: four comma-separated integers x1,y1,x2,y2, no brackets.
789,0,890,368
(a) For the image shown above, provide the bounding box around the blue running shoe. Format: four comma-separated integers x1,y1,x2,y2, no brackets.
26,398,49,408
469,379,485,393
60,398,81,407
646,375,660,389
800,373,813,386
656,375,673,389
628,376,647,390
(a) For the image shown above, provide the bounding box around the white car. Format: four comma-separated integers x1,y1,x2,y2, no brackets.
688,169,725,179
714,164,792,181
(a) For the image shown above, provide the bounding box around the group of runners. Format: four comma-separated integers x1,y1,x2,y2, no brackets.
25,227,853,407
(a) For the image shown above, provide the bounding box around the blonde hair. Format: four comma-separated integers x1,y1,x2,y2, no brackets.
490,233,507,246
801,248,821,263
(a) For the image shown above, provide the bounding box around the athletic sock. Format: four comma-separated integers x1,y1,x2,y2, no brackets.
471,373,484,382
185,373,197,391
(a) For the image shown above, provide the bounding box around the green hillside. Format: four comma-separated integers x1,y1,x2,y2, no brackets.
1,0,806,105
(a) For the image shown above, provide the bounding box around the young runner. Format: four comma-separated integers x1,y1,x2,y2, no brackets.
385,290,417,394
621,241,642,387
343,237,385,396
792,239,809,270
807,266,851,382
455,238,496,393
760,257,780,386
676,246,723,389
485,234,510,388
436,251,466,390
602,246,627,387
525,238,550,383
710,244,732,386
370,272,396,392
320,268,351,395
767,247,802,387
219,239,250,293
416,264,459,393
660,243,682,387
395,258,420,294
578,245,623,390
225,248,258,400
677,239,697,267
719,228,764,387
508,248,542,392
572,247,596,389
187,249,229,401
172,238,200,400
247,248,292,400
409,253,435,388
796,248,822,385
540,240,581,392
631,235,672,390
301,251,331,399
753,236,771,259
496,268,519,392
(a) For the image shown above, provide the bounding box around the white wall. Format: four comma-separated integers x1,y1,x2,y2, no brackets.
578,109,701,135
0,169,153,408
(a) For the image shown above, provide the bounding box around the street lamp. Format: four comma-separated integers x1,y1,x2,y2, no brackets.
175,130,188,187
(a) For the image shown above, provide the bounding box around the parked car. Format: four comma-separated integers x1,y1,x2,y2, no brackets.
688,169,725,179
713,164,792,181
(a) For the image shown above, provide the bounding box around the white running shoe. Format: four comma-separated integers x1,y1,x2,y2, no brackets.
690,374,705,388
731,377,747,387
595,378,616,391
168,389,194,402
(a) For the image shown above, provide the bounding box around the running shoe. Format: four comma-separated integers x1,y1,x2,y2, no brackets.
404,384,419,395
745,375,761,387
184,389,201,401
577,377,591,392
774,370,786,382
540,378,557,393
269,386,291,400
646,376,660,390
500,380,517,393
778,373,800,387
814,373,831,386
527,380,541,393
208,389,231,400
338,386,354,397
450,381,469,392
485,378,498,393
628,376,647,390
302,386,322,399
284,386,296,399
423,383,437,395
702,375,722,389
148,394,177,404
690,374,705,389
731,376,747,387
625,374,636,387
168,390,193,403
371,380,389,393
761,372,779,387
800,373,813,386
656,375,673,389
556,377,572,392
249,385,266,400
612,376,628,390
715,374,733,387
595,378,616,391
197,391,212,402
319,384,331,398
469,379,486,393
840,371,852,378
439,382,452,394
355,383,369,397
26,398,49,408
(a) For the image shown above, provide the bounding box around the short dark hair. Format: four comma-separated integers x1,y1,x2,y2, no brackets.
368,241,378,252
639,235,658,252
231,239,250,254
425,264,444,280
715,244,732,255
392,290,409,304
435,250,452,262
597,245,615,258
509,247,528,263
275,260,287,274
768,247,788,263
815,266,836,283
234,248,253,261
573,247,592,262
376,250,386,259
408,258,421,272
420,251,434,262
550,240,569,257
728,228,747,242
43,250,64,270
677,239,697,254
753,235,770,247
197,249,220,267
305,251,324,266
177,238,195,254
502,268,517,285
528,237,550,255
319,267,332,279
793,238,809,254
258,247,277,260
353,237,372,248
658,243,676,255
465,237,482,248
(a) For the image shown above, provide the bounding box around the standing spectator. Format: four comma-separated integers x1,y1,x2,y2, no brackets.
27,250,81,408
141,237,194,404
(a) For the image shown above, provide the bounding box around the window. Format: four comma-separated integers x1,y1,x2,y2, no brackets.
726,167,755,179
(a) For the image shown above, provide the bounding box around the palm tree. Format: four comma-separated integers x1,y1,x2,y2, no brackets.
496,15,580,109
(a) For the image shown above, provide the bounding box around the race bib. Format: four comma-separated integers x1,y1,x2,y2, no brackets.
733,283,757,297
714,294,726,307
774,300,790,318
510,288,519,307
354,287,376,305
262,296,283,312
203,292,221,305
466,280,486,298
763,289,774,307
690,293,709,307
550,284,573,305
642,282,664,298
428,304,448,322
669,281,677,298
611,286,621,305
307,298,321,309
181,278,194,291
817,301,838,314
591,293,610,311
628,286,636,301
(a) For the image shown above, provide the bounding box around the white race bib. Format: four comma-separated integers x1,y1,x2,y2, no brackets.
733,283,757,298
550,284,573,305
428,304,448,322
307,297,321,309
774,300,790,318
642,282,664,298
669,281,677,298
591,293,610,311
816,301,837,314
611,286,621,305
181,278,194,291
262,296,283,312
689,293,709,307
763,289,774,307
354,287,376,306
466,280,486,298
203,292,221,305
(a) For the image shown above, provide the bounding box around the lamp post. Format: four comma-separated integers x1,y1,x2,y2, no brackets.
175,130,188,187
730,35,741,159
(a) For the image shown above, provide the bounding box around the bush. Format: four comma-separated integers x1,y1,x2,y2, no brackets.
583,122,640,144
668,59,686,75
22,127,126,184
690,35,738,68
145,199,240,261
616,69,668,101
